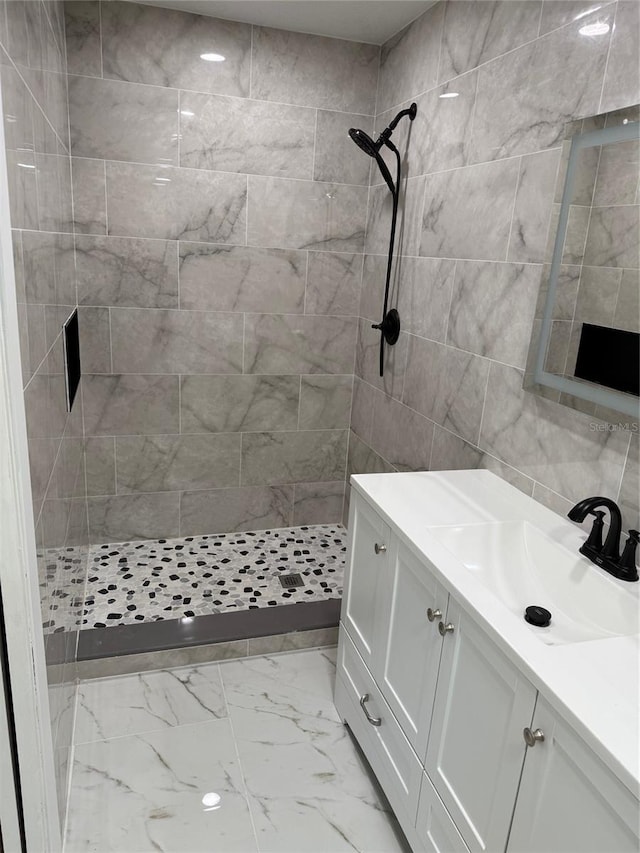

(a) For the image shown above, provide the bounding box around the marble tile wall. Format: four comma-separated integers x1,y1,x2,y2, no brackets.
0,0,87,828
64,0,377,541
350,0,640,535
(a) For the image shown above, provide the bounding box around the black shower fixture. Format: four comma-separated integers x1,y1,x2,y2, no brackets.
349,103,417,376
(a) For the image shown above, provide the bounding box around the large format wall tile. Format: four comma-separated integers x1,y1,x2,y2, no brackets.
180,485,293,536
355,320,408,402
110,308,244,374
180,375,300,434
407,72,478,177
437,1,541,83
241,430,348,486
75,236,179,308
600,1,640,113
480,362,630,500
396,257,456,341
71,157,106,234
64,1,101,77
82,374,180,436
402,338,489,445
180,92,314,179
370,393,433,472
85,437,116,496
314,110,373,186
366,176,425,257
430,425,482,472
447,262,541,368
377,3,444,112
420,159,519,261
305,252,362,317
101,1,251,96
247,176,367,253
292,481,345,525
298,375,353,430
619,435,639,531
106,162,247,243
251,26,378,114
582,206,639,268
244,314,356,375
115,434,241,493
69,76,179,165
87,492,181,542
178,244,305,313
508,148,560,263
471,7,613,161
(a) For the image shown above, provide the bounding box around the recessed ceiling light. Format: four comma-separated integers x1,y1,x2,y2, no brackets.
439,92,460,99
200,53,225,62
578,21,610,36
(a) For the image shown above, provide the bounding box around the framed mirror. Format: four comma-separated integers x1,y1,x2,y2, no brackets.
525,105,639,424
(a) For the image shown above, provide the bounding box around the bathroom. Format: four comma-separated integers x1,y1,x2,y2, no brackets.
0,0,638,850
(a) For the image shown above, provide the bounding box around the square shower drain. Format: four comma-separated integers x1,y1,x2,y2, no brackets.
279,573,305,589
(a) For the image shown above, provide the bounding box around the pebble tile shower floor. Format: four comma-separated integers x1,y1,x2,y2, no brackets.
80,525,347,629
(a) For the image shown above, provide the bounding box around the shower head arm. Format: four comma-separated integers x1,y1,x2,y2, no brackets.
387,103,417,133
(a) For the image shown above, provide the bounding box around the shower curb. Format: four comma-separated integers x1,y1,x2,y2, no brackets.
76,599,341,678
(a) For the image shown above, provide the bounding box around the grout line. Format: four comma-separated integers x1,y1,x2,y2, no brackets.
597,2,616,114
107,307,113,373
98,0,104,78
80,154,370,191
113,435,119,496
504,155,523,262
64,71,375,119
245,174,249,247
311,108,319,181
248,24,254,100
476,361,492,449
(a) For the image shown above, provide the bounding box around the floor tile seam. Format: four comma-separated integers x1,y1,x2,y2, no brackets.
218,666,263,851
72,712,237,750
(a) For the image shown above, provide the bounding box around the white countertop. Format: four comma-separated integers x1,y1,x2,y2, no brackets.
350,469,640,797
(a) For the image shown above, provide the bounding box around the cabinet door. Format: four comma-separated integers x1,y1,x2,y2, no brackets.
508,695,639,853
342,495,391,670
416,772,470,853
375,539,447,758
426,598,536,853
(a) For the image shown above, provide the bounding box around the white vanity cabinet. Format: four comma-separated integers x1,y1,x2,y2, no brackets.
508,696,639,853
335,485,640,853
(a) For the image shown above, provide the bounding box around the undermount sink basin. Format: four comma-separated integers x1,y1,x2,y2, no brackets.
428,521,640,645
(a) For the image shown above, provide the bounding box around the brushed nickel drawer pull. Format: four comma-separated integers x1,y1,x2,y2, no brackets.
359,693,382,727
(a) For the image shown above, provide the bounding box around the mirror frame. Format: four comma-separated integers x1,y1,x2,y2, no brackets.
524,107,639,421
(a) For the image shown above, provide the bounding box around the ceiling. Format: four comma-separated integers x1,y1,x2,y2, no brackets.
134,1,435,44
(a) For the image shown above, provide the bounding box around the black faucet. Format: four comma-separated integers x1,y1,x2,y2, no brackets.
567,497,638,582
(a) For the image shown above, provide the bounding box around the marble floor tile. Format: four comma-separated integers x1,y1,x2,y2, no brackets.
74,665,228,744
65,718,258,852
221,651,408,853
65,649,408,852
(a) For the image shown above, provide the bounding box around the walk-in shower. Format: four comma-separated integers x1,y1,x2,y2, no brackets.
350,103,417,376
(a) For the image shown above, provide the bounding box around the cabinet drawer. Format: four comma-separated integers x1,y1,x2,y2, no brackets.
335,628,423,832
416,772,470,853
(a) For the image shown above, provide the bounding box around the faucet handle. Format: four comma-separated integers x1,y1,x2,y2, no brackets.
618,530,639,580
585,511,605,551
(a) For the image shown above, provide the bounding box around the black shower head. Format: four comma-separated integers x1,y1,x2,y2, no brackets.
348,102,417,195
348,127,381,158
